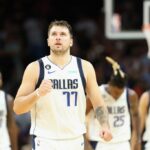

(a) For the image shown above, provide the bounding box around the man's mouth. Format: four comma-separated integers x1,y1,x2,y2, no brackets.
55,43,62,45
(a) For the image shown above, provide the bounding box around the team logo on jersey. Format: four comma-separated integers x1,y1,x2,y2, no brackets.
48,70,56,74
45,64,51,70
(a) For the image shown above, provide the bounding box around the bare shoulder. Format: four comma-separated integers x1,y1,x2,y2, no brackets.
81,59,93,68
81,59,95,72
139,91,150,106
25,61,39,74
128,88,138,98
22,61,39,82
140,91,149,99
128,88,138,107
81,59,95,80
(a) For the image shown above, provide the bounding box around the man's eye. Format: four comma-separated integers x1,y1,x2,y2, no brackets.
61,33,66,36
51,33,56,36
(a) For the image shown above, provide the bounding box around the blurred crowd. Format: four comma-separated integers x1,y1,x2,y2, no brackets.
0,0,149,149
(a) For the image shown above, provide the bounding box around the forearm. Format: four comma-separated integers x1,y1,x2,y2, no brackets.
95,106,110,128
9,128,18,150
8,122,19,150
13,90,39,114
131,112,139,150
94,106,112,141
131,130,137,150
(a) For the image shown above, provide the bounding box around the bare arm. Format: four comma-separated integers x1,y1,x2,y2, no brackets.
85,97,95,141
7,94,18,150
83,60,110,135
95,106,109,128
139,92,149,144
86,97,93,115
13,62,40,114
13,61,52,115
128,89,139,150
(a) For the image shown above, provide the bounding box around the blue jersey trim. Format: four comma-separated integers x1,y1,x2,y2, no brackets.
35,59,44,89
76,57,86,93
31,135,36,150
126,88,132,142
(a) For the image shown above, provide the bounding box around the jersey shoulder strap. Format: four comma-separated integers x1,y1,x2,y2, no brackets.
4,92,10,127
126,88,131,110
36,57,86,92
126,88,132,132
4,92,9,113
35,59,44,89
76,57,86,93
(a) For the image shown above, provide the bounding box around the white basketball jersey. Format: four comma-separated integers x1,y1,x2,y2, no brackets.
87,84,131,143
142,91,150,142
30,56,86,139
0,90,11,149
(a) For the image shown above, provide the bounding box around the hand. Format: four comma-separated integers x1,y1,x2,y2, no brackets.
100,128,112,141
38,79,52,97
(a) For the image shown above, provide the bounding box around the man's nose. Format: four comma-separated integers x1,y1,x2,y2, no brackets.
56,35,61,40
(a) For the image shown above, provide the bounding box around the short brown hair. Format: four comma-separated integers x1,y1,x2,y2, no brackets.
48,20,73,37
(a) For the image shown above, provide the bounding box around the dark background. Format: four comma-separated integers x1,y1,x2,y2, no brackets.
0,0,148,97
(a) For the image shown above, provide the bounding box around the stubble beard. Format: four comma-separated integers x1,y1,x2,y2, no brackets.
51,47,70,55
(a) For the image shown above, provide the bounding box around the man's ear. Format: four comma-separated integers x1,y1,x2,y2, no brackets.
70,40,73,47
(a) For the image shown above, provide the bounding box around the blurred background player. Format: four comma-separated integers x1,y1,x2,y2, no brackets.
0,71,18,150
139,90,150,150
86,57,139,150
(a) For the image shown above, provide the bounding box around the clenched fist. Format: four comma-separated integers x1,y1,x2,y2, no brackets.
100,128,113,141
37,79,53,97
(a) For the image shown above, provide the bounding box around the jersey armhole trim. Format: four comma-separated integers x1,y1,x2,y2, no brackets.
4,92,9,127
126,88,132,137
35,59,44,89
77,57,86,93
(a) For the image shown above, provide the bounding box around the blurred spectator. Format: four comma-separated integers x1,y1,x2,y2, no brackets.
23,17,47,62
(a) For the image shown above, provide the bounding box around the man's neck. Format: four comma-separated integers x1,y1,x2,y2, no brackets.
48,54,72,68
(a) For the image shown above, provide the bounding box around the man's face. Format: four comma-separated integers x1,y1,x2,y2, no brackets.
47,25,73,55
109,85,124,100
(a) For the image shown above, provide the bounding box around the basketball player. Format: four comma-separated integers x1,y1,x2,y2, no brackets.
86,57,139,150
139,90,150,150
0,72,18,150
13,20,112,150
